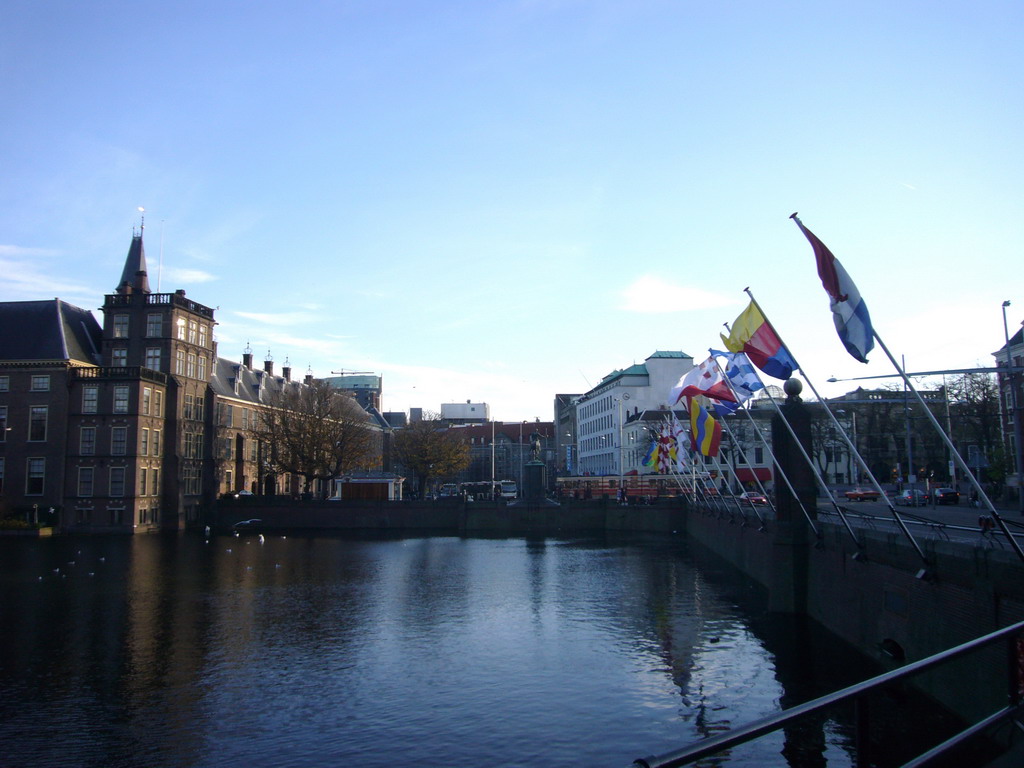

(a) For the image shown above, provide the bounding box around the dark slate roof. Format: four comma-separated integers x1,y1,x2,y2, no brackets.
116,233,151,294
210,357,382,427
0,299,102,364
209,357,305,404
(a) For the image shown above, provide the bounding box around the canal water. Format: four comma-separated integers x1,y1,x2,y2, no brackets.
0,533,958,767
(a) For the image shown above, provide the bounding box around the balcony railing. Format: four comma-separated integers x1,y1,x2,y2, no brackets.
72,366,168,384
104,292,215,319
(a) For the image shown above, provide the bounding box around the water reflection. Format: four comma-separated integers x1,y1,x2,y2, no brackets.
0,534,955,767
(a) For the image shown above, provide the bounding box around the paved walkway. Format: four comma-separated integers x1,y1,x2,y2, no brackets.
814,490,1024,551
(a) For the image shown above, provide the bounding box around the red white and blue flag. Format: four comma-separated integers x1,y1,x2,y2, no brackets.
669,356,737,405
791,214,875,364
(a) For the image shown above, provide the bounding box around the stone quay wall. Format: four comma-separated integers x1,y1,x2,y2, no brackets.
683,503,1024,725
212,496,685,537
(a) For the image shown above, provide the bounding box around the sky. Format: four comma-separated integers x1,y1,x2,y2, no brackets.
2,0,1022,422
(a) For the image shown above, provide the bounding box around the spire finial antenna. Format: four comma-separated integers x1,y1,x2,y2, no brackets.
137,206,146,233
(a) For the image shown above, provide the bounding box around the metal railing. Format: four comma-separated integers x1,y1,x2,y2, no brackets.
631,619,1024,768
72,366,168,384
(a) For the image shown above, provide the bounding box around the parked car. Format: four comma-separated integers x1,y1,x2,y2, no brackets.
894,490,927,507
844,487,881,502
933,487,960,505
738,491,767,505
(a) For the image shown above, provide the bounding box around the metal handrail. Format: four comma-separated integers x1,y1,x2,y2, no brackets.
818,506,1024,542
632,619,1024,768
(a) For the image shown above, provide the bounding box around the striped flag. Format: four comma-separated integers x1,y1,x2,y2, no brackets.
791,214,875,363
688,397,722,457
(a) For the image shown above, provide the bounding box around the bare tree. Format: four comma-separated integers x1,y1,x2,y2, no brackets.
946,371,1005,483
258,380,380,498
391,414,471,496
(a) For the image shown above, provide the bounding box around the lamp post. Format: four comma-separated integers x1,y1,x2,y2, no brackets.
1001,300,1024,513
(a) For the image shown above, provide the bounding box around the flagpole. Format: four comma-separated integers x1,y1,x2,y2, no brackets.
745,288,927,565
717,416,767,529
709,350,781,513
682,401,734,517
709,440,758,525
710,351,817,530
871,331,1024,564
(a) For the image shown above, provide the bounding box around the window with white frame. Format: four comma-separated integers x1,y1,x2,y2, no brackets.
152,430,161,457
111,426,127,456
113,314,130,338
199,324,208,348
26,458,44,495
176,317,186,340
82,385,98,413
113,386,129,414
197,355,207,381
0,406,6,442
109,467,125,497
151,468,159,496
188,320,197,344
30,375,50,391
29,406,47,441
146,313,162,336
142,387,151,416
145,348,161,371
140,428,149,456
140,468,147,496
176,349,185,376
112,348,127,366
0,376,8,392
80,426,96,455
78,467,94,497
154,390,163,417
187,353,196,378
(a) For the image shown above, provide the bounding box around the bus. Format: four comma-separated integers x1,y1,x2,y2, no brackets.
499,480,518,500
438,483,459,498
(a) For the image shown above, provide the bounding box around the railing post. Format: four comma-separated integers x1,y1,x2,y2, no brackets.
854,696,871,768
1009,635,1024,707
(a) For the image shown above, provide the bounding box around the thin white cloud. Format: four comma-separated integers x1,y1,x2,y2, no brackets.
0,244,61,257
232,310,314,326
161,266,217,284
620,275,736,314
0,254,95,300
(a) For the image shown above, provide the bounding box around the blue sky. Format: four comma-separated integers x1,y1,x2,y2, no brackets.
2,0,1021,421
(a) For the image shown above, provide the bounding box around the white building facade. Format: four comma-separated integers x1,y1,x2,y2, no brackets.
573,351,694,476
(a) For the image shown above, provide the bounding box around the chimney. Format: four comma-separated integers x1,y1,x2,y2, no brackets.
304,373,314,385
283,364,291,382
242,351,253,369
264,350,273,376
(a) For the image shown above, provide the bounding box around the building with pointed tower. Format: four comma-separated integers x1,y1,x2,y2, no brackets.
0,226,386,533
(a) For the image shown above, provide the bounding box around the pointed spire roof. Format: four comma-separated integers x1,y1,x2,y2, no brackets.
116,230,151,295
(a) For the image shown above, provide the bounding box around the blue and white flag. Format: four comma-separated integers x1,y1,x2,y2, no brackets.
709,350,764,410
791,214,875,363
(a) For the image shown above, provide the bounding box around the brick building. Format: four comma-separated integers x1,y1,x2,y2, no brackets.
0,229,383,532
